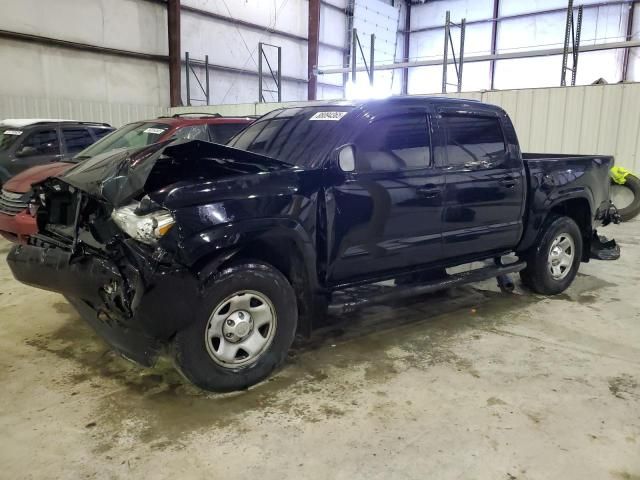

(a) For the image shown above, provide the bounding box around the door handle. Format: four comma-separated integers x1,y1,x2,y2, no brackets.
416,185,441,198
499,177,519,188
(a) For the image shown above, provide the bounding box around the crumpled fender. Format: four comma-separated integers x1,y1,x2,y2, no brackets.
178,217,319,289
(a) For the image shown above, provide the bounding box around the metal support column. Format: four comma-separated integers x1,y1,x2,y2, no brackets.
350,28,375,87
184,52,211,105
442,11,450,93
351,27,358,83
205,55,210,104
622,1,636,81
369,34,375,86
402,1,411,95
308,0,321,100
258,42,282,102
561,0,583,86
489,0,500,90
168,0,182,106
442,11,467,93
458,18,465,92
185,51,191,106
571,6,583,86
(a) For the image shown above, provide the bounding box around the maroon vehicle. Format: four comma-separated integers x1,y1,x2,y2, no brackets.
0,114,254,242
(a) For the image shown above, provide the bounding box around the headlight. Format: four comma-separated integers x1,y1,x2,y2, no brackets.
111,200,175,245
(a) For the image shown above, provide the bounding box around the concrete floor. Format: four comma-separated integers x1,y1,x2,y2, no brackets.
0,221,639,480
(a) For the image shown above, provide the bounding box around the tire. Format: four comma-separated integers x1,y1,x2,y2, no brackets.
173,261,297,392
611,174,640,222
519,216,582,295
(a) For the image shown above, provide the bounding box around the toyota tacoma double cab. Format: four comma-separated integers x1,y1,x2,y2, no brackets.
7,97,618,392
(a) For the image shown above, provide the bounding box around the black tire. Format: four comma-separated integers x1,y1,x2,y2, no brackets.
173,261,297,392
612,174,640,222
519,215,582,295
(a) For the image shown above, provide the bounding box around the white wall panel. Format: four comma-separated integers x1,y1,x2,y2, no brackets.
182,0,307,38
0,0,167,55
0,39,169,107
0,94,167,128
411,0,493,30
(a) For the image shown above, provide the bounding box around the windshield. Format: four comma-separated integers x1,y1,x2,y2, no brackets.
228,107,353,167
0,127,24,151
72,122,171,161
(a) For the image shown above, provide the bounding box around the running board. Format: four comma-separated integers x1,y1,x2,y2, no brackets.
328,261,527,316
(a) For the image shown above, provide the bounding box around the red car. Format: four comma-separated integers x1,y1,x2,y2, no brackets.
0,114,254,242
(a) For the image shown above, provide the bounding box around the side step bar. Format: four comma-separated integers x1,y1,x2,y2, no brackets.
328,261,527,316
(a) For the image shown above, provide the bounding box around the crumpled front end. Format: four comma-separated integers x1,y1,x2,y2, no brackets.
6,139,297,364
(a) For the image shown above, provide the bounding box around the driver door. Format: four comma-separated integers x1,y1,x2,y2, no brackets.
326,109,445,285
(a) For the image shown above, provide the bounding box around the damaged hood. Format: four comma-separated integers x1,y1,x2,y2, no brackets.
58,140,292,208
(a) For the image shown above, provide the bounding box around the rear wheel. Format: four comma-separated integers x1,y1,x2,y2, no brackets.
519,216,582,295
173,261,297,392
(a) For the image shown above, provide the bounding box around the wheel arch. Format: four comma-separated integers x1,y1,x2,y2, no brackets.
547,197,592,261
187,221,324,338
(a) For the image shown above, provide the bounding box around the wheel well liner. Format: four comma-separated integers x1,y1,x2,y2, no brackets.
548,197,592,261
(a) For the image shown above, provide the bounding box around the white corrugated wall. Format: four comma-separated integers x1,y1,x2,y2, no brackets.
0,94,168,128
170,83,640,172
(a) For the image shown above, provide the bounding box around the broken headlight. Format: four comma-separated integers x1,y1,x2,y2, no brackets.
111,198,175,245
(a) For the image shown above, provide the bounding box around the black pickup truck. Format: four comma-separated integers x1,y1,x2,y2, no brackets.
7,97,618,392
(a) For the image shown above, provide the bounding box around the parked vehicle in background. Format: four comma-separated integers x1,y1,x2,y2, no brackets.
0,114,254,242
0,119,113,185
7,97,619,392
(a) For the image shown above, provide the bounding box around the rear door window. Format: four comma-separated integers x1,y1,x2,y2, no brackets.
354,114,431,172
209,123,248,144
174,125,210,141
441,115,506,168
62,128,96,155
20,129,61,155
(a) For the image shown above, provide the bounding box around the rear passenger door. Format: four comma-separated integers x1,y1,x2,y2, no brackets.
61,127,98,158
436,109,525,260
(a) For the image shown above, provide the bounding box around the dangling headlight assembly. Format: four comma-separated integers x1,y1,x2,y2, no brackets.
111,198,175,245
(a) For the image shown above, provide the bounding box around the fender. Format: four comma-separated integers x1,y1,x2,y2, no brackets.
518,188,593,253
178,217,320,291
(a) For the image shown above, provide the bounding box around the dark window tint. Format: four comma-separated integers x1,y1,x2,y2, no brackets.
442,115,506,167
90,128,112,140
228,107,353,166
209,123,248,144
355,114,430,172
174,125,210,141
62,128,95,154
21,129,60,155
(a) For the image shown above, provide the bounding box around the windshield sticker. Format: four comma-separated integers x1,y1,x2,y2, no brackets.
4,130,23,135
309,111,347,121
143,127,166,135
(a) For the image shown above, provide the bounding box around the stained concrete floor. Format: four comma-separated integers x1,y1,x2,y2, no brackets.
1,220,639,480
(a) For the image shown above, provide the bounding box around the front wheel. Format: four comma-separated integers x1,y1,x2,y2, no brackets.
519,216,583,295
173,261,297,392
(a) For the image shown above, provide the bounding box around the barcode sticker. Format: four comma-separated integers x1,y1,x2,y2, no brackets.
143,127,166,135
4,130,23,135
309,111,347,121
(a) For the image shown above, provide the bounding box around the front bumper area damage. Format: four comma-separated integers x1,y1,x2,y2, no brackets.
8,240,200,366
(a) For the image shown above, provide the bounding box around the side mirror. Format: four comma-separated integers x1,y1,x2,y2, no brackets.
16,146,37,157
337,145,355,173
